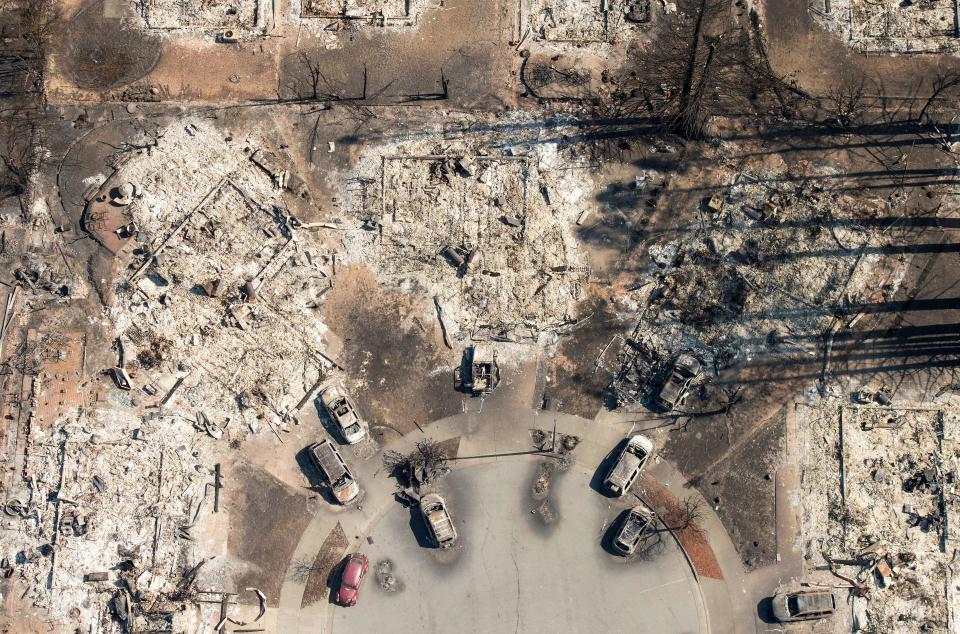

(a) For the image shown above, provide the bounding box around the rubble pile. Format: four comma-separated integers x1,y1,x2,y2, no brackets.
280,0,432,41
299,0,425,22
106,121,337,429
137,0,267,33
521,0,655,46
797,403,960,633
0,407,223,632
810,0,960,54
610,167,904,406
341,139,590,343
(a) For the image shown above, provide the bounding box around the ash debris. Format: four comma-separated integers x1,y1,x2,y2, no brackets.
607,165,904,409
340,136,590,345
0,406,242,631
98,121,339,431
375,558,403,593
811,0,960,54
798,403,960,633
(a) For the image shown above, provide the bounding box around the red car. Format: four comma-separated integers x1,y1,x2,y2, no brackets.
335,553,369,606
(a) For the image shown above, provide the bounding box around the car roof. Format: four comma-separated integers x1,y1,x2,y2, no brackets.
342,556,365,585
793,591,834,614
310,441,348,479
609,451,642,482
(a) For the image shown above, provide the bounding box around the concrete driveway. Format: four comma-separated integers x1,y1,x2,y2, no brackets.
332,460,702,634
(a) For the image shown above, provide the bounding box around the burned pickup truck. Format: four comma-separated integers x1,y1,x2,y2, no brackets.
455,344,501,396
603,433,654,496
653,353,701,411
419,493,458,548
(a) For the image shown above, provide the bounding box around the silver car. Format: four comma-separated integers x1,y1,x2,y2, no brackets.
420,493,458,548
604,434,654,496
612,504,656,555
320,386,366,444
772,589,836,622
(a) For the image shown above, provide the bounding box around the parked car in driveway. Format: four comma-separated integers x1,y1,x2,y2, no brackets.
604,433,653,496
612,504,656,556
653,354,701,411
320,386,367,444
455,344,501,396
307,439,361,504
420,493,458,548
771,589,836,622
335,553,369,606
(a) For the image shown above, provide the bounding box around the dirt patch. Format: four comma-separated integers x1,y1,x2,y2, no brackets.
58,2,162,90
321,265,462,434
531,461,554,500
636,475,723,580
663,387,790,569
301,523,349,608
225,459,316,605
546,296,630,417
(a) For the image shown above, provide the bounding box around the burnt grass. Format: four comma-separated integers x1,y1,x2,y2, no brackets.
321,266,462,434
59,0,162,90
662,387,789,570
300,522,349,608
225,459,317,605
546,297,630,418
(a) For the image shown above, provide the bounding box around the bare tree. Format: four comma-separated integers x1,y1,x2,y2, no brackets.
0,0,59,201
630,528,667,560
918,69,960,124
291,50,327,101
282,50,363,103
660,495,706,538
20,0,61,51
825,77,867,128
288,556,324,584
0,108,43,201
673,33,723,139
382,438,450,489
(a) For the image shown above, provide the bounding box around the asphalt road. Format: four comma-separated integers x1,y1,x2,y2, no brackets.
332,460,701,634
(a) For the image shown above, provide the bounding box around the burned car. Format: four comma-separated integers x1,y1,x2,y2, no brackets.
612,503,656,556
653,353,701,411
308,439,361,504
455,344,501,396
604,433,654,496
419,493,458,548
771,589,836,622
320,385,367,444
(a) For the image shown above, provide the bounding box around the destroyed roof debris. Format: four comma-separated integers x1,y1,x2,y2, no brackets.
341,140,590,343
608,165,905,408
